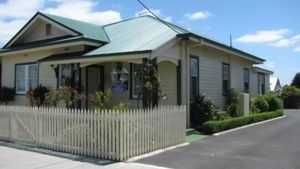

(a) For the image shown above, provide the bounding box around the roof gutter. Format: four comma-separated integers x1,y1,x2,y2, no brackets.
177,33,265,64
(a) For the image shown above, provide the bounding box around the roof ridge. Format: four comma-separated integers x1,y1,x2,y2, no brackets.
102,15,151,28
39,12,103,28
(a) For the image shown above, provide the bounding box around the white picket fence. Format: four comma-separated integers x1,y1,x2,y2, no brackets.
0,105,186,161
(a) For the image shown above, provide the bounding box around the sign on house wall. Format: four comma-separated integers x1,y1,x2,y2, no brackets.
111,63,128,92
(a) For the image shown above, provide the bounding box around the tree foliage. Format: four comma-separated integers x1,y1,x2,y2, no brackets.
291,72,300,88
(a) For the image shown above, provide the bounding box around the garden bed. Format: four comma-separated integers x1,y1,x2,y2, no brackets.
202,110,284,134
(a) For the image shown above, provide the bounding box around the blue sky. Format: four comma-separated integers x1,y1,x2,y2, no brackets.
0,0,299,84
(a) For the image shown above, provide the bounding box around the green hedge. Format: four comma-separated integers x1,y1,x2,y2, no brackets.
202,110,283,134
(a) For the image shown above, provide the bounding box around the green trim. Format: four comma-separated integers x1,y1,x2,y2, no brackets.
253,66,273,74
0,37,103,55
177,60,182,105
39,50,152,63
14,62,39,95
3,13,40,48
178,33,265,63
129,63,135,100
38,12,83,37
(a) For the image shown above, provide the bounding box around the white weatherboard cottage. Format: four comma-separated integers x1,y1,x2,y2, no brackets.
0,12,273,125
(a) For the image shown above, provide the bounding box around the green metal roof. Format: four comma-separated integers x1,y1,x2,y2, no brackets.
40,12,110,43
2,12,265,63
85,16,182,56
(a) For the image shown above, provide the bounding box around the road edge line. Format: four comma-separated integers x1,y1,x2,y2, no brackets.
213,115,286,136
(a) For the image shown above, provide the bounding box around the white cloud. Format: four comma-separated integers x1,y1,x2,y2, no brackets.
269,39,296,47
43,0,121,25
293,46,300,52
292,34,300,41
0,0,44,45
0,19,26,44
0,0,44,19
264,61,276,69
184,11,212,20
0,0,122,45
135,8,172,22
236,29,290,43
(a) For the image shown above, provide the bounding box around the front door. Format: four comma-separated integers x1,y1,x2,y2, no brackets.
86,66,104,108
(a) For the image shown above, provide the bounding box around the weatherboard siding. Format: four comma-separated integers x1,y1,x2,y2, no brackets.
190,47,229,108
1,46,85,105
158,61,177,105
230,57,253,93
190,46,256,108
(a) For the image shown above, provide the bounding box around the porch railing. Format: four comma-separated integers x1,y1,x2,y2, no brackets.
0,105,186,161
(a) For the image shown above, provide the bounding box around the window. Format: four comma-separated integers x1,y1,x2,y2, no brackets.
130,64,142,99
190,56,199,98
244,68,250,92
58,64,74,88
258,73,265,95
15,63,38,94
45,23,52,36
222,63,230,95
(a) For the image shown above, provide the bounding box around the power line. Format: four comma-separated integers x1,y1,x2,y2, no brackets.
136,0,180,34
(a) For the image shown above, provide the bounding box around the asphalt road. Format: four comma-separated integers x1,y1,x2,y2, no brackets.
138,110,300,169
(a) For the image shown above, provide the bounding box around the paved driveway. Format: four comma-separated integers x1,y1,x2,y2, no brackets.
138,110,300,169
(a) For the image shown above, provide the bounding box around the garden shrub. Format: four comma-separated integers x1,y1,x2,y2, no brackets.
202,110,283,134
224,89,240,117
59,87,81,108
253,96,269,113
263,94,282,111
27,85,49,107
44,90,61,107
89,90,112,111
281,85,300,109
190,94,217,128
0,87,15,105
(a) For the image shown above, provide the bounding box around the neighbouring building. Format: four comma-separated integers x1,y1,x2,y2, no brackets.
270,76,282,94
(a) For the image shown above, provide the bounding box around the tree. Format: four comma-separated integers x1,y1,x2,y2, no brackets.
291,72,300,88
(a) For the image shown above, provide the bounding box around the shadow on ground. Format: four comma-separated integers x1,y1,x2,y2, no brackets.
0,141,115,166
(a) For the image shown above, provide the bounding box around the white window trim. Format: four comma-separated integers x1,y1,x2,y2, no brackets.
15,63,38,95
131,64,142,99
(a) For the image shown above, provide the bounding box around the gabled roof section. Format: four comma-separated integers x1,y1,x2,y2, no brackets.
40,12,109,43
253,66,274,75
3,12,109,48
84,16,180,56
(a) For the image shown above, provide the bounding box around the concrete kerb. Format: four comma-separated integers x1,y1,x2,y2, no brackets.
213,115,286,136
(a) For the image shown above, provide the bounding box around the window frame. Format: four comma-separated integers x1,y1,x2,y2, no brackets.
58,64,75,89
15,62,38,95
190,55,199,98
222,63,230,96
257,73,265,95
130,63,143,99
244,68,250,93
